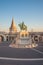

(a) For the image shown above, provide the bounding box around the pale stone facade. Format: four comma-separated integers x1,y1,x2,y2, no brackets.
0,18,43,45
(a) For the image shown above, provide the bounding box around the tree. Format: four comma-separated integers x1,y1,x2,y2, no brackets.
18,22,27,31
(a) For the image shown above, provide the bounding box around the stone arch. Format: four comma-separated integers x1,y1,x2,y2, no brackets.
0,34,6,42
34,35,38,42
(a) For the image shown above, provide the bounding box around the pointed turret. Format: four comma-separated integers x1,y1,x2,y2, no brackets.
9,18,17,33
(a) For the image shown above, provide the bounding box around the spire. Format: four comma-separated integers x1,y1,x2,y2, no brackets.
9,18,17,33
11,18,15,28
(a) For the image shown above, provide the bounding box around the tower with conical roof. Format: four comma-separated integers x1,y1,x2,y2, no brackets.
9,18,17,33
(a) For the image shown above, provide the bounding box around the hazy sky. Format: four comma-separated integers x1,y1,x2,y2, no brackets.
0,0,43,32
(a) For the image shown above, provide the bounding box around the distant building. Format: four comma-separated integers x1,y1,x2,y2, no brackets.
0,18,43,45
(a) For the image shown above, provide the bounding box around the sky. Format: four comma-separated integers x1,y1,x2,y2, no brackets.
0,0,43,32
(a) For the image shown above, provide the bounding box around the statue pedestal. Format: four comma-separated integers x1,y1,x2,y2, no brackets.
9,35,38,48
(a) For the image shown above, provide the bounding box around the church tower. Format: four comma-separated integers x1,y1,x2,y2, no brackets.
9,18,17,33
